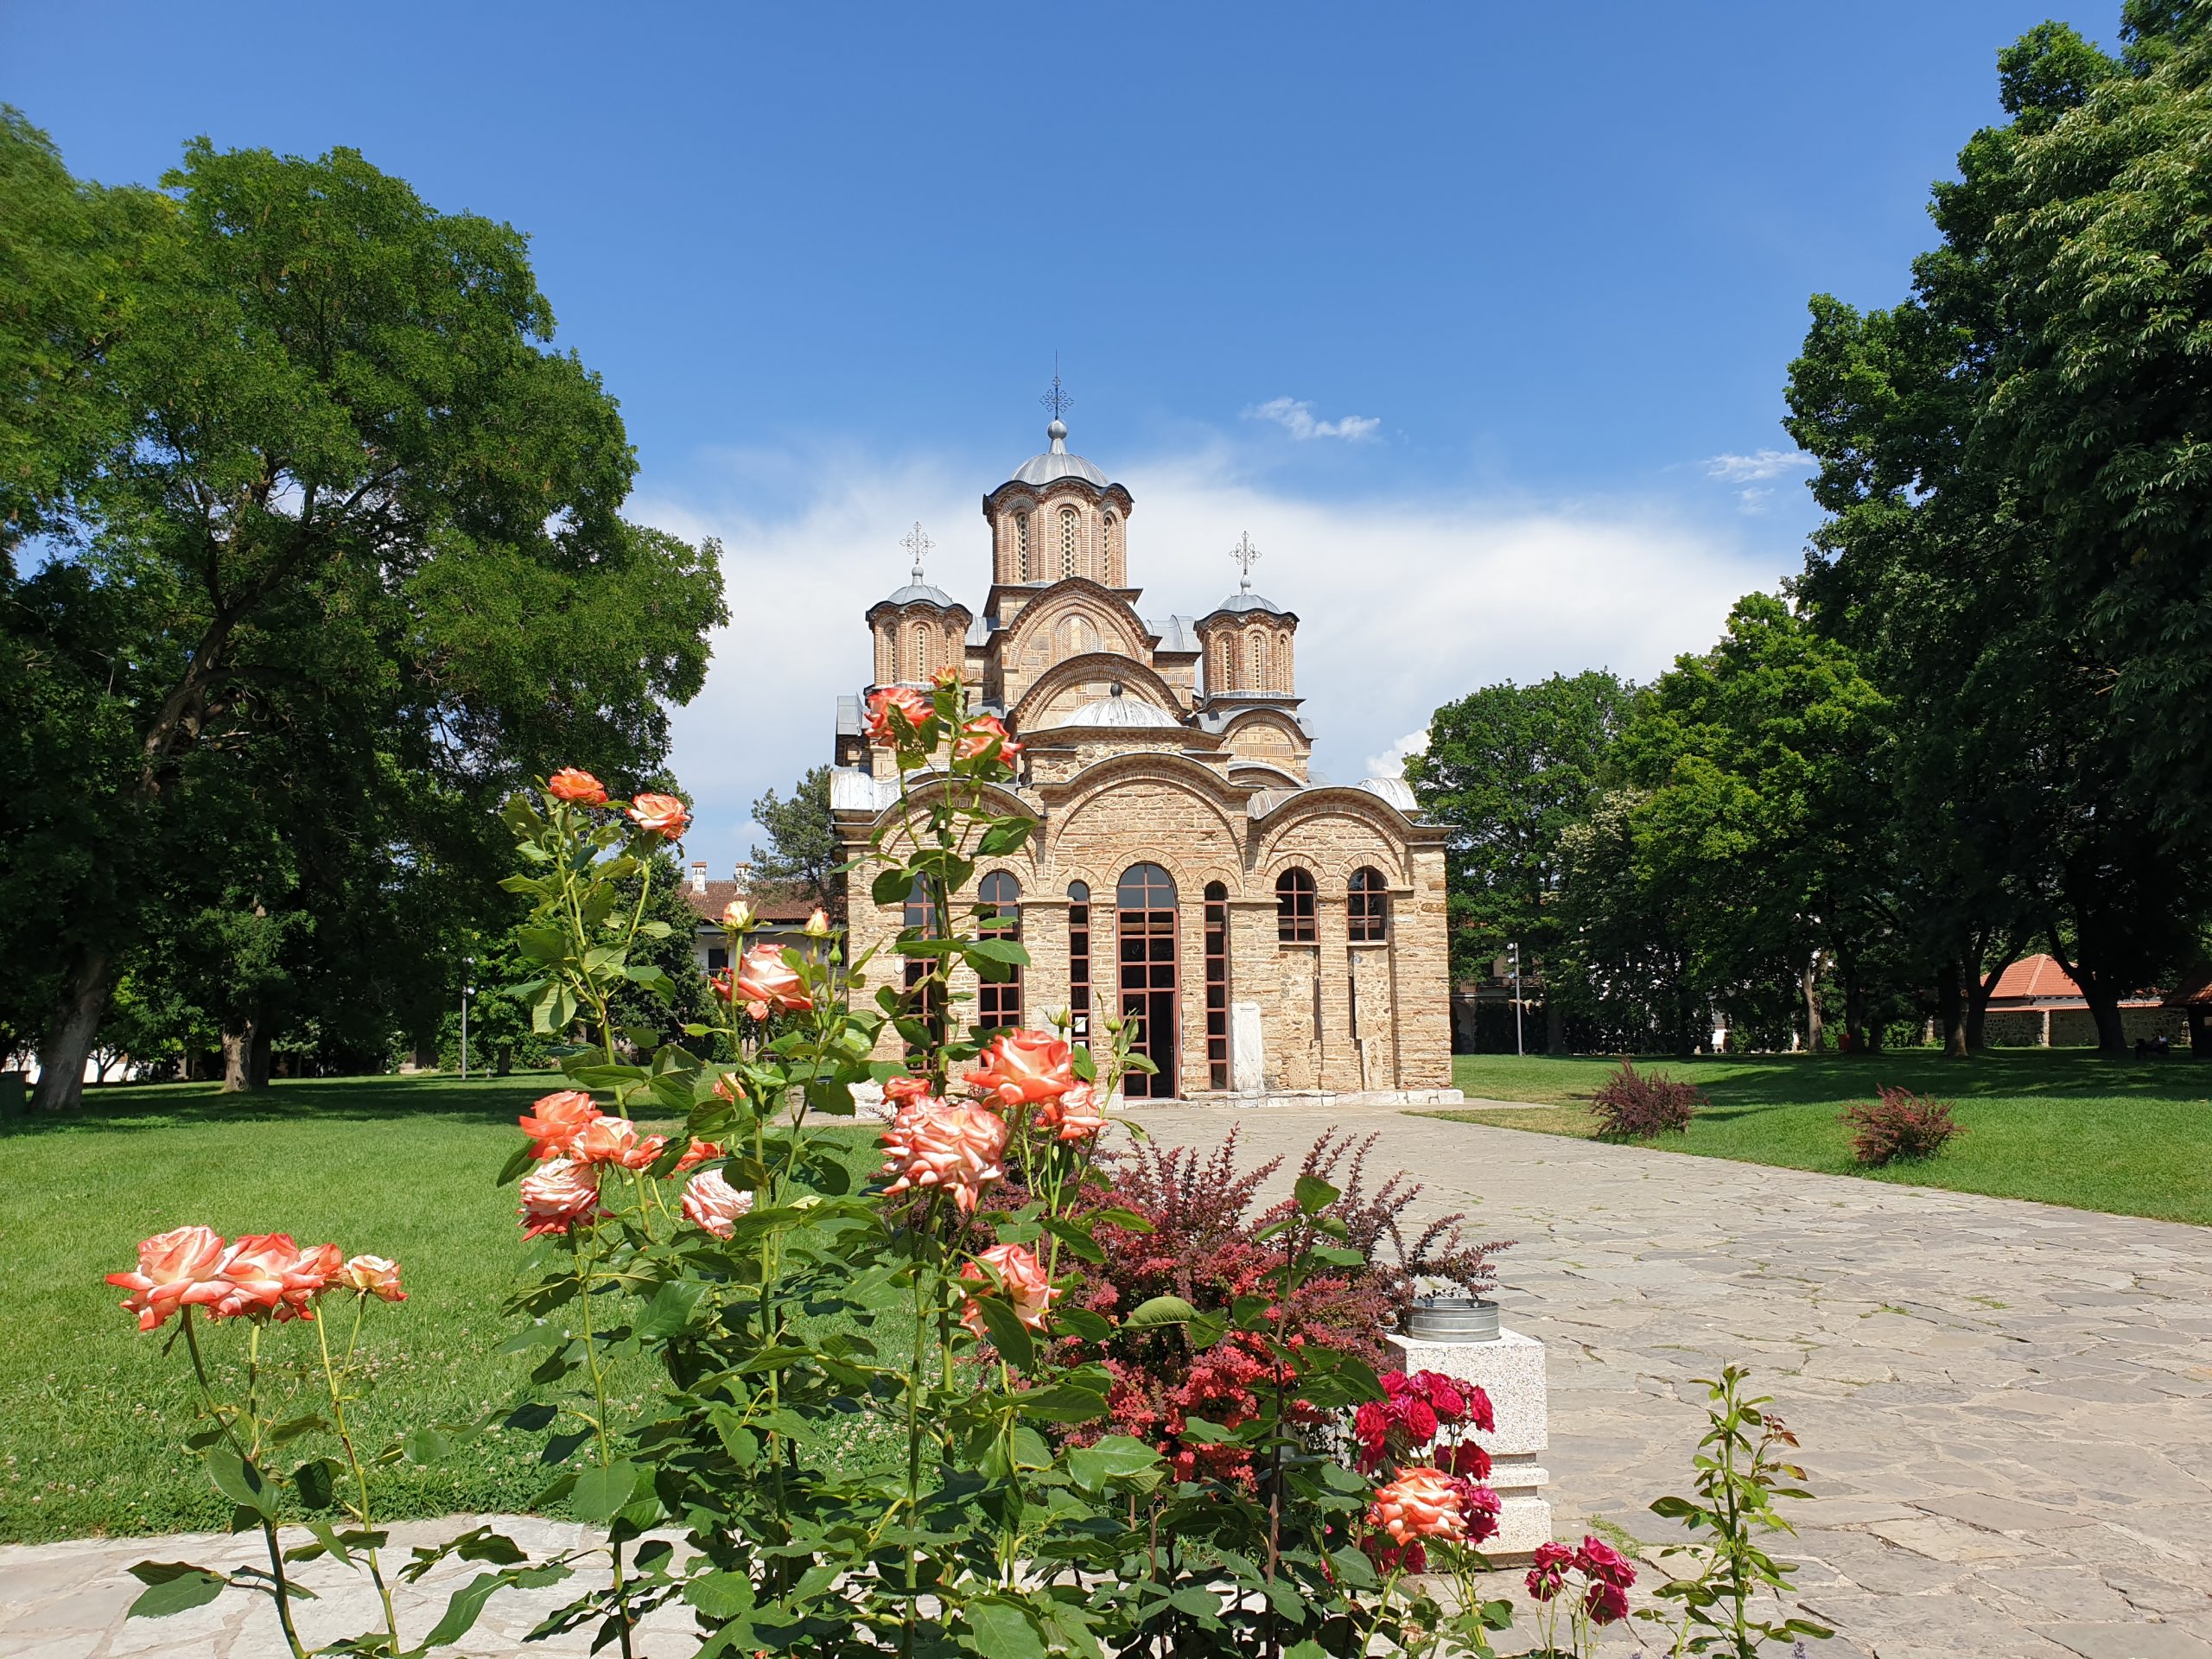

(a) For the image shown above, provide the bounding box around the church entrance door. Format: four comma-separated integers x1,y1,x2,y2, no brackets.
1116,863,1179,1097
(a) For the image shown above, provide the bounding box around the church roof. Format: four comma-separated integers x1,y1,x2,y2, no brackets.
1010,419,1110,488
1207,591,1290,618
1042,690,1182,731
1148,614,1200,654
875,582,958,610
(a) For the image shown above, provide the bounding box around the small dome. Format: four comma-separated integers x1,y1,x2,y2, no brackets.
1047,687,1181,730
1011,418,1109,488
1358,777,1419,811
879,582,957,609
1209,591,1288,617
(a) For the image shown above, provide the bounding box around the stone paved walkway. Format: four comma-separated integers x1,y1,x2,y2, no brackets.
3,1107,2206,1657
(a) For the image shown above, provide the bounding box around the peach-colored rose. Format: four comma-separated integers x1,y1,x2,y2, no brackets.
212,1235,337,1322
575,1116,668,1171
959,1242,1058,1337
721,898,756,933
931,665,964,690
732,942,812,1021
519,1159,603,1237
335,1255,406,1301
1035,1079,1106,1141
674,1139,724,1174
880,1100,1007,1212
546,767,607,805
803,906,832,938
106,1224,229,1332
1369,1465,1469,1546
711,1072,746,1105
964,1030,1076,1109
955,714,1024,766
626,791,690,839
864,685,935,746
882,1074,934,1108
680,1170,753,1237
519,1090,601,1159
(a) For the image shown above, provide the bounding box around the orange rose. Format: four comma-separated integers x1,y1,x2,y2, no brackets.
336,1255,406,1302
959,1242,1058,1337
674,1139,723,1174
519,1159,603,1237
106,1224,229,1332
519,1090,602,1160
1369,1466,1469,1545
732,942,813,1021
955,713,1024,766
880,1100,1007,1212
575,1116,668,1170
213,1234,338,1322
864,685,935,746
626,791,690,840
882,1074,934,1108
681,1169,753,1237
546,767,608,805
1035,1079,1106,1141
964,1029,1076,1109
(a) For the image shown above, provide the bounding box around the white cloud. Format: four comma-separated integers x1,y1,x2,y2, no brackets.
1364,728,1429,782
1704,448,1815,483
1243,397,1382,442
645,440,1775,876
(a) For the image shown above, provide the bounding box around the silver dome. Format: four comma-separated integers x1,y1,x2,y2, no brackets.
1048,693,1181,730
877,582,957,609
1011,421,1109,488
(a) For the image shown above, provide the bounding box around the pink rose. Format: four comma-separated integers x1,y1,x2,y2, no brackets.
626,791,690,840
680,1170,753,1238
958,1242,1058,1337
106,1224,229,1332
518,1090,602,1160
519,1159,603,1237
880,1099,1007,1212
335,1255,406,1302
963,1029,1075,1109
731,942,813,1021
546,767,607,805
1369,1466,1468,1545
575,1116,668,1171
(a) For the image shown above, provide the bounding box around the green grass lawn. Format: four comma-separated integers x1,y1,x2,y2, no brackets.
1441,1050,2212,1224
0,1072,881,1544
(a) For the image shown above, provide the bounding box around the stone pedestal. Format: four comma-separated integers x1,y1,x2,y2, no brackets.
1230,1001,1264,1093
1382,1327,1552,1560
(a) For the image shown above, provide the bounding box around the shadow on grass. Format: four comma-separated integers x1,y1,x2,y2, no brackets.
0,1071,570,1135
1476,1049,2210,1109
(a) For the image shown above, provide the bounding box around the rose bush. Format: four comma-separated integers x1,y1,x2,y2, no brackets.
105,670,1827,1658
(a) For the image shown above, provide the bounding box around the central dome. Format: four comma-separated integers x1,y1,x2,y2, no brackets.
1011,417,1109,487
1048,690,1181,730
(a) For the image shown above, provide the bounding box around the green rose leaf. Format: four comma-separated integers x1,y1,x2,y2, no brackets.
570,1459,640,1523
125,1562,227,1619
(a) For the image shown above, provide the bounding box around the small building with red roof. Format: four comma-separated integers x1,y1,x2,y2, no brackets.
1983,953,2184,1048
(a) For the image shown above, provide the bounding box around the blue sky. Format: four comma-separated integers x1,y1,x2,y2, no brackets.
5,2,2082,873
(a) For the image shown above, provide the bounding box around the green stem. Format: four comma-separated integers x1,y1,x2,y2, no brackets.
183,1314,309,1659
575,1227,637,1659
317,1300,401,1653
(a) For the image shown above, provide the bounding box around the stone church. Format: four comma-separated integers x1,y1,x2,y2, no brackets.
829,408,1451,1097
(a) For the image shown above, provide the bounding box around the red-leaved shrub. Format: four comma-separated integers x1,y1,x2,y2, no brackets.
1841,1085,1963,1165
1586,1058,1703,1139
1051,1128,1510,1483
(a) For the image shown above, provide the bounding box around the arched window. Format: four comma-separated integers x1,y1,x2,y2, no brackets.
1276,868,1316,943
911,622,936,683
978,871,1022,1030
1059,506,1079,578
1214,635,1235,692
1249,632,1268,693
1349,867,1389,943
1067,880,1091,1041
1103,512,1118,576
1204,880,1229,1089
1015,512,1030,580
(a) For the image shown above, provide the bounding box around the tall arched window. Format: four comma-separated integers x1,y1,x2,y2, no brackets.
1205,880,1229,1089
1276,868,1316,943
1103,512,1119,577
977,871,1022,1030
1349,867,1389,943
1067,880,1091,1041
911,622,937,683
1015,512,1030,580
1059,506,1079,578
1249,632,1268,693
1213,636,1234,692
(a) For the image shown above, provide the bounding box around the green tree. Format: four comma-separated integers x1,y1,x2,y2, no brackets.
604,849,714,1049
2,118,727,1105
748,764,842,918
1406,671,1635,1049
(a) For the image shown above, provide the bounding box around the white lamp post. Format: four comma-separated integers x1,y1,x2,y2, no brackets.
459,957,474,1081
1509,942,1523,1058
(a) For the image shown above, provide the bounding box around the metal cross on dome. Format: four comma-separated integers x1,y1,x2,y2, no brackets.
1039,367,1073,423
1230,531,1262,592
901,521,933,583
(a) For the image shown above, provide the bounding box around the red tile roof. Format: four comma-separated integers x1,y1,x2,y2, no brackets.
1988,954,2083,1002
681,879,819,926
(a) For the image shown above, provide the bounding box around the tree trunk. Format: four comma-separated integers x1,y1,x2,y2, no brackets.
1800,954,1824,1053
1965,938,2022,1052
221,1018,267,1093
1543,995,1564,1057
32,950,112,1111
250,1028,273,1090
1939,966,1967,1058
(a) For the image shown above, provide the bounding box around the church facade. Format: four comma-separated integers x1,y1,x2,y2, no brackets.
828,412,1451,1096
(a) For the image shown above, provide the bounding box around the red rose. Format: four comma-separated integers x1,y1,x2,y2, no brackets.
1574,1535,1636,1589
1585,1580,1630,1624
546,767,607,805
1526,1540,1574,1602
626,791,690,840
1442,1440,1492,1481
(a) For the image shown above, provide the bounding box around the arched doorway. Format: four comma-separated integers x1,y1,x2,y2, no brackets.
1116,862,1178,1097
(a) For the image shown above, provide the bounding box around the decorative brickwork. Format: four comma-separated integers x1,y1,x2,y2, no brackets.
832,415,1452,1093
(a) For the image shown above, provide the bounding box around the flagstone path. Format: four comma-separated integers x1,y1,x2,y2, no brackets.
2,1106,2206,1657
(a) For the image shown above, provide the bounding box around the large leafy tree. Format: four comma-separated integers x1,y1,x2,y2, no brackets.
1405,671,1634,1048
2,118,727,1104
1783,4,2212,1053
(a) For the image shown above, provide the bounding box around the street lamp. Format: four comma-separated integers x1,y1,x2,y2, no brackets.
460,957,475,1082
1508,942,1523,1058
